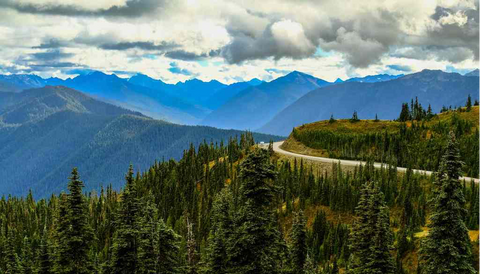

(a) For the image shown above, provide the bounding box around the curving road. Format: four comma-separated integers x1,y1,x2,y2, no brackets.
265,141,479,184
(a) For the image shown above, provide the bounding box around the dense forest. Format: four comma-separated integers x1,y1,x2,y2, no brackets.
0,130,478,273
290,99,480,178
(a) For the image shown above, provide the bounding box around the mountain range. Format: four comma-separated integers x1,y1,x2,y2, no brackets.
259,69,480,136
0,86,280,198
0,69,478,137
201,71,331,130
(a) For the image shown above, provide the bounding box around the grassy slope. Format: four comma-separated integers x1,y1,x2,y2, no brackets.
282,106,479,158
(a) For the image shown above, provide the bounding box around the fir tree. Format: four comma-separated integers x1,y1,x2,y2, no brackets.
137,198,159,274
291,210,307,274
37,228,53,274
4,229,23,274
466,94,472,111
111,165,140,274
157,219,181,274
398,103,411,122
419,132,476,274
228,148,285,274
329,115,336,124
349,182,395,274
201,188,234,274
54,168,95,274
350,111,359,122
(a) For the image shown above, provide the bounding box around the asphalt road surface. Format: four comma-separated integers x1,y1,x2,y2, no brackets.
262,141,479,184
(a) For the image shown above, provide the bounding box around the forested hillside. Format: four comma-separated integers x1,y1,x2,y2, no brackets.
0,86,280,198
284,103,480,178
0,131,477,273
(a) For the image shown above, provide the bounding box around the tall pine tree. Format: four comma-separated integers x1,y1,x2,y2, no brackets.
419,132,476,274
54,168,95,274
349,182,395,274
290,210,307,274
111,165,140,274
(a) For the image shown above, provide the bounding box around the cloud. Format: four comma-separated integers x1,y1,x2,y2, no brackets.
386,64,412,72
99,41,179,51
0,0,165,18
164,49,220,61
30,49,74,61
168,62,192,76
221,19,316,64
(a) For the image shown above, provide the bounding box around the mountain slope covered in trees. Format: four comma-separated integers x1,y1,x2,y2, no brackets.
0,86,280,197
260,70,479,136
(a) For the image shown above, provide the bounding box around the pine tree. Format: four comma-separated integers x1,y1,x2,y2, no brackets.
37,228,53,274
228,148,285,274
137,198,159,274
291,210,307,274
374,114,379,122
350,111,359,122
419,132,476,274
329,114,336,124
4,229,23,274
157,219,181,273
111,165,140,274
349,182,395,274
201,188,234,274
367,185,395,274
466,94,472,111
398,103,411,122
54,168,95,274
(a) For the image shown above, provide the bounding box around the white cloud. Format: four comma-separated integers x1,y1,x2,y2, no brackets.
0,0,477,82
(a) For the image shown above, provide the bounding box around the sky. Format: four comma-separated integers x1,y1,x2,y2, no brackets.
0,0,478,84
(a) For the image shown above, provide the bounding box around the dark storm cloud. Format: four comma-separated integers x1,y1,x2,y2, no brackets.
164,49,220,61
0,0,165,18
99,41,179,51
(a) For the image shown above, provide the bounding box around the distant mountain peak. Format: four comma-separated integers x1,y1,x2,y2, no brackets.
466,69,479,77
246,78,263,86
334,78,344,83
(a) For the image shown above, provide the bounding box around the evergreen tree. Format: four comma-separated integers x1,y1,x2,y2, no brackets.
466,94,472,111
350,111,359,122
137,198,159,274
398,103,411,122
37,228,53,274
329,115,336,124
228,148,285,274
157,219,181,274
419,132,476,274
4,229,23,274
367,186,395,274
291,210,307,274
349,182,395,274
374,114,379,122
54,168,95,274
201,188,234,274
111,165,140,274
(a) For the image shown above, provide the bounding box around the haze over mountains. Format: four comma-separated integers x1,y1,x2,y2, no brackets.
0,86,280,198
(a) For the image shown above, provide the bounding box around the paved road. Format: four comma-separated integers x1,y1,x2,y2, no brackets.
265,141,479,184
